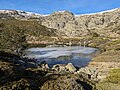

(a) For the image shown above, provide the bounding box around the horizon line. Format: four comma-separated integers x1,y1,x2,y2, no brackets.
0,7,120,16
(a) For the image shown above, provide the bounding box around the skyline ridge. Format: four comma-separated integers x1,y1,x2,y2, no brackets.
0,8,120,16
0,0,120,14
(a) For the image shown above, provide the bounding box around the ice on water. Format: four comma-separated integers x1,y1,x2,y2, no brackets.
25,46,97,59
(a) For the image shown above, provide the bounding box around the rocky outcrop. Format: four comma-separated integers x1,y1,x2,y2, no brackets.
52,64,66,72
77,61,120,82
41,11,78,36
52,63,76,73
77,67,98,81
65,63,77,72
42,11,75,29
75,8,120,38
42,8,120,37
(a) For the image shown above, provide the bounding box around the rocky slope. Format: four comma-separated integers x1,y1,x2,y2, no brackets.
0,19,57,54
0,8,120,38
41,8,120,37
0,10,44,20
0,51,96,90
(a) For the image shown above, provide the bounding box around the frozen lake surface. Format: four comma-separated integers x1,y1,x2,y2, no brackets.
24,46,98,67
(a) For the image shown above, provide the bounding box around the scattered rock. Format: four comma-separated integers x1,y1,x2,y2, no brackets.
40,75,84,90
52,63,77,73
0,79,30,90
52,64,66,72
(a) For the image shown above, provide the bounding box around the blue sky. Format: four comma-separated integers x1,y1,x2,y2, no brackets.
0,0,120,15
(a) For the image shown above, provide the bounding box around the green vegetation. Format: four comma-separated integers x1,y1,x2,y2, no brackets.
0,20,56,37
88,37,110,49
105,69,120,84
0,20,57,54
96,69,120,90
0,23,27,55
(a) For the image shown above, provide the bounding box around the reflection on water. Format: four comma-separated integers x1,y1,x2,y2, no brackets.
24,46,98,67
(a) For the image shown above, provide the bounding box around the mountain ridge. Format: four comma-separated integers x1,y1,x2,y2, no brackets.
0,8,120,38
0,8,119,17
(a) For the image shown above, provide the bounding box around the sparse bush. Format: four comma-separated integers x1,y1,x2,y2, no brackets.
0,20,56,54
0,24,27,55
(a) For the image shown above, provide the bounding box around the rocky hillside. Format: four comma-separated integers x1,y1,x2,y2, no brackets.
0,20,57,54
41,11,77,36
0,8,120,38
42,8,120,37
0,10,44,20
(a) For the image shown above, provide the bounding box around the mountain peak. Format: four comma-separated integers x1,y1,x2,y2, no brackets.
52,10,74,15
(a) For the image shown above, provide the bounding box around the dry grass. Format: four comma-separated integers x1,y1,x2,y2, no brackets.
96,82,120,90
93,50,120,62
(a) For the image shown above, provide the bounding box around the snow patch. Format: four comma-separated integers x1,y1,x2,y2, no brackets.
75,8,120,17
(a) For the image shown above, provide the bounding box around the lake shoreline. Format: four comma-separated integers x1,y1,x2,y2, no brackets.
24,46,99,68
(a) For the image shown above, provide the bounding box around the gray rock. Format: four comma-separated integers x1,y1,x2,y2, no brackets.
52,63,77,73
42,8,120,38
78,67,98,81
52,64,66,72
65,63,76,73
